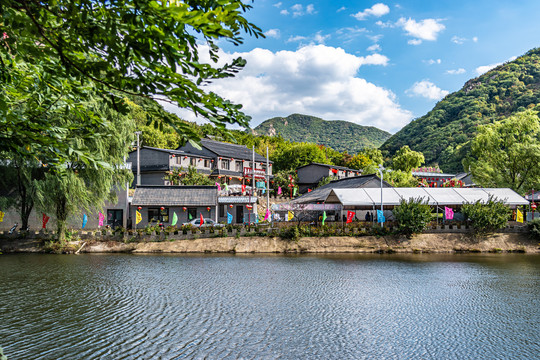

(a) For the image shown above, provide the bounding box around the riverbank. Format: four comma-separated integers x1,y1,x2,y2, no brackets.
1,233,538,254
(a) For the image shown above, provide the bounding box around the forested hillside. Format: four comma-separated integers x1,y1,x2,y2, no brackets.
254,114,391,153
380,48,540,172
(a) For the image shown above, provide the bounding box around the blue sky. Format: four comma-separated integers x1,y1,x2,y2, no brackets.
172,1,540,133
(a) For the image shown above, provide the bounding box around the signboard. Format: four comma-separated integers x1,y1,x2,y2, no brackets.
243,167,266,179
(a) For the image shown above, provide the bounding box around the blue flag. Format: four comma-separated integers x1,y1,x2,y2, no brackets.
82,214,88,229
227,212,233,224
377,210,385,223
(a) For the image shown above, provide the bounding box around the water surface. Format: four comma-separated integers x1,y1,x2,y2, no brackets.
1,254,539,359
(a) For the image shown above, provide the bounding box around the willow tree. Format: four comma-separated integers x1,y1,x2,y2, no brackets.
464,109,540,194
0,0,263,162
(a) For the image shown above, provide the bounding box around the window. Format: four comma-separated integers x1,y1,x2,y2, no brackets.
187,207,197,222
219,204,225,217
175,156,182,165
148,207,169,223
190,157,197,166
107,209,123,228
235,161,243,172
204,159,211,168
221,159,230,170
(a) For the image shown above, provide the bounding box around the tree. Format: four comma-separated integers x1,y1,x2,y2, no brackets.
163,166,214,186
462,197,511,236
272,143,328,172
463,110,540,194
34,102,134,240
393,198,433,238
392,146,425,173
1,0,263,161
384,169,418,187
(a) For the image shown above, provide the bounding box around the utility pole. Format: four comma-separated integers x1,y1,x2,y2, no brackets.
266,146,270,222
135,131,142,186
252,146,255,223
378,164,385,228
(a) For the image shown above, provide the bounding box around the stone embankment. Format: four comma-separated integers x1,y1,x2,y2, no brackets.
1,233,538,254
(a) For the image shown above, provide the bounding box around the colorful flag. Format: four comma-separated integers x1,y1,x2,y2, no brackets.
242,185,246,193
188,212,193,221
42,213,50,229
277,186,282,195
227,212,233,224
136,211,142,224
215,182,221,191
346,211,355,224
0,210,4,222
445,206,454,220
287,211,294,221
377,210,385,223
224,183,229,191
307,189,312,193
264,208,270,221
98,212,105,227
322,211,327,226
516,209,524,223
82,214,88,229
293,187,297,196
200,213,204,227
171,212,178,226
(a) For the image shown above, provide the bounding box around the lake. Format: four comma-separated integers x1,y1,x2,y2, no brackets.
1,254,539,359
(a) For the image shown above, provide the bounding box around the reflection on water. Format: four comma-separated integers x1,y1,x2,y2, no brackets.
1,254,539,359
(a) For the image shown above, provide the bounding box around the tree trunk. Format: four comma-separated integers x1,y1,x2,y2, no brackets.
56,196,68,242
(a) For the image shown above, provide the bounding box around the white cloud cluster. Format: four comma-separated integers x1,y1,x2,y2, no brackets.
475,56,517,75
446,68,466,75
451,35,479,44
396,17,445,44
264,29,280,39
367,43,381,52
281,3,315,17
286,31,330,45
171,45,412,132
425,59,441,65
352,3,390,20
406,80,449,100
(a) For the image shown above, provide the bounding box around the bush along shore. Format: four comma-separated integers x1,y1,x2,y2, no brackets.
0,222,539,254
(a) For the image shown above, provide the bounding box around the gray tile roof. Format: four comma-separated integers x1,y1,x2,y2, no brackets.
296,162,361,172
132,186,217,206
201,139,270,163
292,174,391,204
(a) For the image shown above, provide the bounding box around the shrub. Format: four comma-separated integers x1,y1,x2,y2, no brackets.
393,197,433,238
462,196,511,236
528,218,540,240
280,226,300,242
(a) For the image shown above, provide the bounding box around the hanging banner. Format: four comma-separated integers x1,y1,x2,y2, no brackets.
322,211,327,226
242,185,246,193
200,213,204,227
227,212,233,224
516,209,523,223
0,210,4,223
264,209,270,221
136,211,142,224
287,211,294,221
293,187,297,196
215,182,221,191
224,183,229,191
277,186,282,195
346,211,355,224
377,210,385,223
42,213,50,229
98,212,105,227
445,207,454,220
82,214,88,229
171,212,178,226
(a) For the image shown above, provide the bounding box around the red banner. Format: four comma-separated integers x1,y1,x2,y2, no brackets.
346,211,355,224
42,213,50,229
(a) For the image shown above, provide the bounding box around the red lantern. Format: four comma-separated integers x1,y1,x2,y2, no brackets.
182,207,187,211
137,206,142,210
160,206,165,210
207,207,211,211
183,156,187,159
228,177,232,180
532,203,537,211
171,154,175,158
229,204,233,208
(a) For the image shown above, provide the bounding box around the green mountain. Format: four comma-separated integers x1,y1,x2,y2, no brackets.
254,114,391,153
380,47,540,173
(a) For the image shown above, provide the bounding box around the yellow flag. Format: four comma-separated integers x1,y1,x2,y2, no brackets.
136,210,142,224
0,211,4,222
287,211,294,221
516,209,523,223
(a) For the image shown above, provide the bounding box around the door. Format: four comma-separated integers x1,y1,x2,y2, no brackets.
235,206,243,224
107,209,123,228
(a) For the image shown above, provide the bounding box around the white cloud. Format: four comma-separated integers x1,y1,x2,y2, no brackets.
264,29,280,39
408,39,422,45
451,36,466,44
475,56,517,75
273,2,282,8
280,9,289,15
313,31,330,44
286,35,307,43
170,45,411,132
446,68,466,75
367,44,381,52
288,3,315,17
425,59,441,65
367,34,383,42
352,3,390,20
337,6,346,13
472,36,478,42
306,4,315,14
375,20,394,28
406,80,449,100
397,17,445,42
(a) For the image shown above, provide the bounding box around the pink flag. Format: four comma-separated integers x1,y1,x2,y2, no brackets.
277,186,282,195
215,182,221,191
98,212,105,227
264,208,270,221
445,207,454,220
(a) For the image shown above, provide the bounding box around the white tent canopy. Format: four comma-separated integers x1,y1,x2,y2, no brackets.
325,187,529,207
